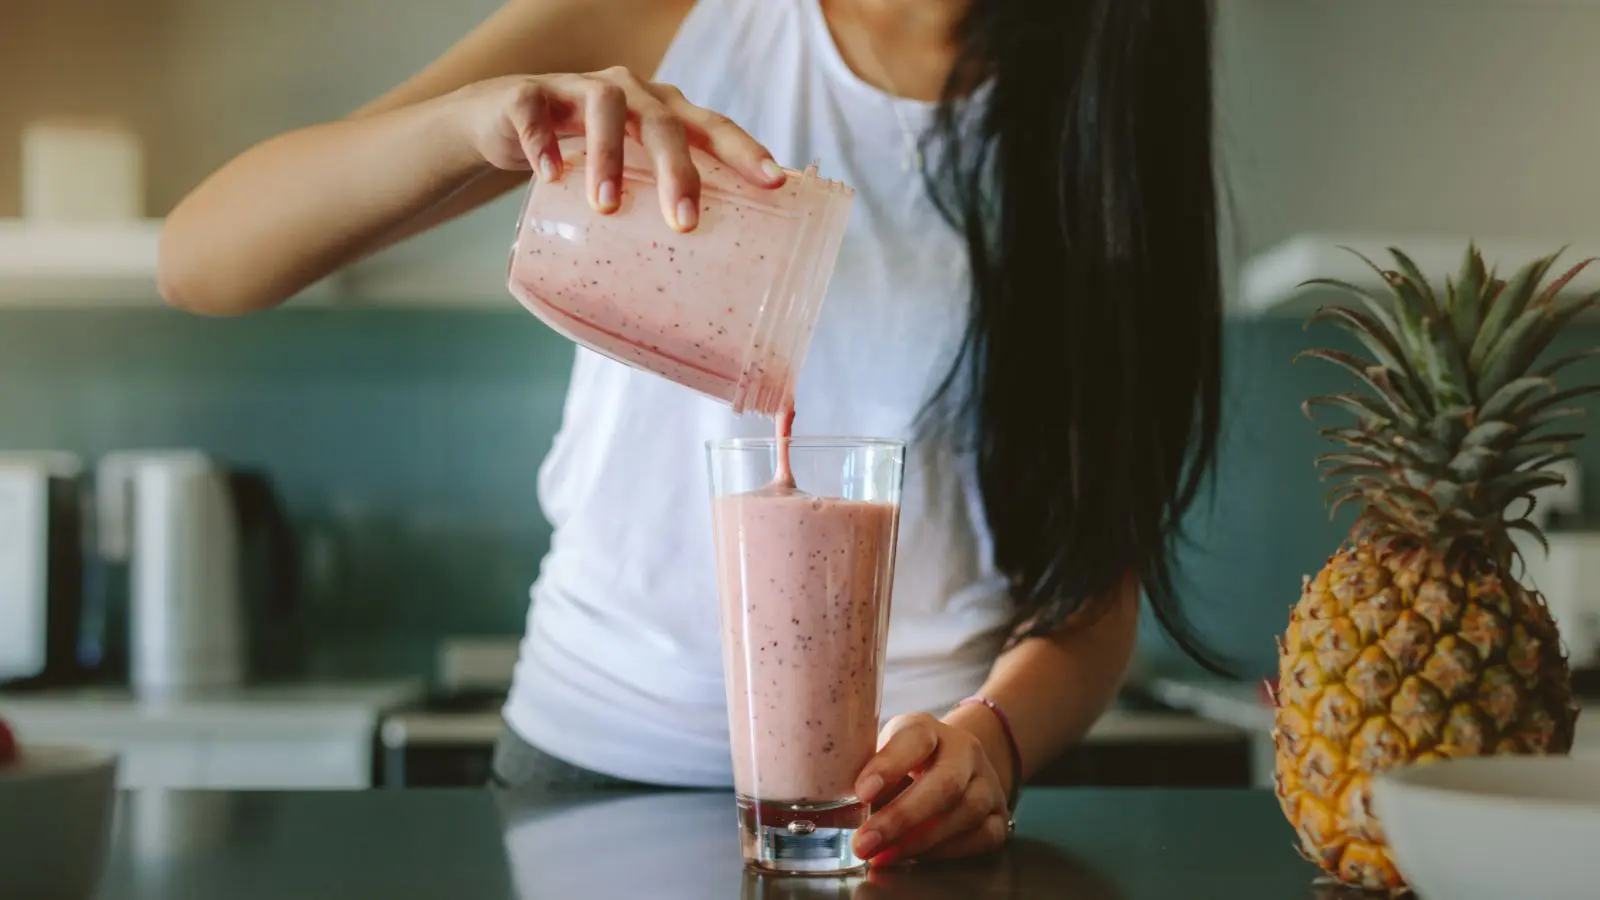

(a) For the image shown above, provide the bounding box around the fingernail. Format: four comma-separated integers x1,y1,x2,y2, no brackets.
760,159,784,183
855,830,882,859
676,197,698,229
598,180,618,211
538,154,558,182
858,774,883,803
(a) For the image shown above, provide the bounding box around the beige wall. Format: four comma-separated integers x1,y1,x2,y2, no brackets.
6,0,1600,288
1216,0,1600,257
1,0,498,215
0,0,172,215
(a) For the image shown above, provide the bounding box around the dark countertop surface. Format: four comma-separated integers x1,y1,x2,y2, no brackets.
97,786,1348,900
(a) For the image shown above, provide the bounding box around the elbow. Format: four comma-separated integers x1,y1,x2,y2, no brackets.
154,252,207,315
156,217,280,317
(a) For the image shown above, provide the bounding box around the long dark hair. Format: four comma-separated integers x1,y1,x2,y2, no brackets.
920,0,1230,672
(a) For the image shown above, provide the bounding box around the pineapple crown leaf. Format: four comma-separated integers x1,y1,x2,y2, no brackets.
1301,242,1600,552
1393,432,1451,465
1539,346,1600,378
1294,348,1420,426
1446,243,1490,339
1343,248,1462,389
1505,516,1552,556
1524,405,1586,433
1304,305,1433,406
1301,393,1392,427
1446,446,1498,482
1325,485,1363,519
1469,250,1564,367
1527,384,1600,417
1534,253,1594,308
1520,451,1578,477
1476,375,1556,423
1386,247,1479,403
1486,470,1568,510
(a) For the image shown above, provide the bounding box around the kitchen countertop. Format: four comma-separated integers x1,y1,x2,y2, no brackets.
1146,675,1600,756
0,679,425,739
380,702,1247,748
94,786,1335,899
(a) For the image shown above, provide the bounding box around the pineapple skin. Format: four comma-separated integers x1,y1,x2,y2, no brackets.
1272,541,1578,891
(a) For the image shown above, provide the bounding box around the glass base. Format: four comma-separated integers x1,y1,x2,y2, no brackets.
736,795,868,876
741,869,865,899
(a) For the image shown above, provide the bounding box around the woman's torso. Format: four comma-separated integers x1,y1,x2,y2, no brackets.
503,0,1012,787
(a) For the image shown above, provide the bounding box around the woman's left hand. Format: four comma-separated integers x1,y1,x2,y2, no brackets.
851,712,1012,866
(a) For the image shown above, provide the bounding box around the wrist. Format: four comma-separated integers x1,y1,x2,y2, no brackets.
422,88,499,178
944,698,1021,807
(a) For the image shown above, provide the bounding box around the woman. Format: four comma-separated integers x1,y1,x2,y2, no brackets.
159,0,1226,866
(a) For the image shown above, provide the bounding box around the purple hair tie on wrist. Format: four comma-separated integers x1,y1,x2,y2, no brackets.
958,694,1023,826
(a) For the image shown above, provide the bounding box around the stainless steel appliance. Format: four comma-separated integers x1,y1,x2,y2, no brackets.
94,450,296,698
0,452,88,687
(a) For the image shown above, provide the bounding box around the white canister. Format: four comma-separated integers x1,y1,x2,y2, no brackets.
20,118,144,222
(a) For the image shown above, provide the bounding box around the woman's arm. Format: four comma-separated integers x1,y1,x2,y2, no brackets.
157,0,696,315
947,573,1141,798
851,575,1141,865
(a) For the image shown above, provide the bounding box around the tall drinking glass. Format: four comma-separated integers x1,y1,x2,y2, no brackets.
706,436,904,875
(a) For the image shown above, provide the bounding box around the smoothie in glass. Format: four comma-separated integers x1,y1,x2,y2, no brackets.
707,435,903,874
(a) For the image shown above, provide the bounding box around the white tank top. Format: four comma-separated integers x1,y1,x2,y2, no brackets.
503,0,1012,787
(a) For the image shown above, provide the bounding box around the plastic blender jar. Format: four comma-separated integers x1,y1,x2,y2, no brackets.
506,136,855,417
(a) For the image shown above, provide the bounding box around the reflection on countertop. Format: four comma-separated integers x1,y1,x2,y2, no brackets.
95,785,1325,900
498,789,1128,900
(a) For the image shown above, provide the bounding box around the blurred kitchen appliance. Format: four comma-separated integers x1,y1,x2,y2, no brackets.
1519,532,1600,669
21,119,144,221
1512,460,1600,667
376,637,520,788
0,452,88,687
94,450,296,698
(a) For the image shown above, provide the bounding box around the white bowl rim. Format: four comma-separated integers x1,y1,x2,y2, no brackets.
1374,754,1600,815
0,743,119,783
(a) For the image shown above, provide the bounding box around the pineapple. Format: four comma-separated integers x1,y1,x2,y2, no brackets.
1272,243,1590,892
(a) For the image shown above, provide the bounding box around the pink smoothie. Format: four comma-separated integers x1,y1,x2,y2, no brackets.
713,482,898,804
507,150,834,412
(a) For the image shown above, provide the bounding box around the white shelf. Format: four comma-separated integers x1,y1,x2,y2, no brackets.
0,218,170,307
0,218,345,310
1238,232,1600,319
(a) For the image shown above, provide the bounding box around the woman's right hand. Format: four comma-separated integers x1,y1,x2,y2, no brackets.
448,68,787,233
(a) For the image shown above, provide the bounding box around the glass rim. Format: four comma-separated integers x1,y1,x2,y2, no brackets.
705,435,906,452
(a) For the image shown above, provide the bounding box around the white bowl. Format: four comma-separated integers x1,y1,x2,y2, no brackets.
1372,754,1600,899
0,744,119,900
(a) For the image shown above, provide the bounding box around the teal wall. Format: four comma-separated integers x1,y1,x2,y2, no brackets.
5,307,1598,680
1156,320,1600,678
0,307,574,676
